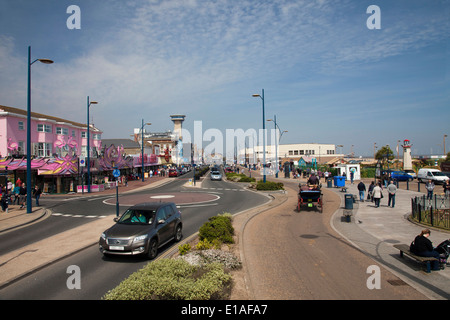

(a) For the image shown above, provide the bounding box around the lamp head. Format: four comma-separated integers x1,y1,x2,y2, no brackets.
38,59,54,64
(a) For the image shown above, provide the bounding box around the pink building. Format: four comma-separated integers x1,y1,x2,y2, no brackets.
0,105,102,193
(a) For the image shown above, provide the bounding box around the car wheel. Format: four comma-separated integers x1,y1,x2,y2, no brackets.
147,238,158,260
175,225,183,242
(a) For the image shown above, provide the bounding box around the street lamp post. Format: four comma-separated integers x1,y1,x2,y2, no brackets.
141,120,151,182
86,96,98,193
26,46,53,213
444,134,448,155
267,115,287,178
252,89,266,183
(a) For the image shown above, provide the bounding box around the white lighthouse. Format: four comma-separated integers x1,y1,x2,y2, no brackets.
402,139,412,170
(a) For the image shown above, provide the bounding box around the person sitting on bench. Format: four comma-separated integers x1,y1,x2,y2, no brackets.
411,229,442,270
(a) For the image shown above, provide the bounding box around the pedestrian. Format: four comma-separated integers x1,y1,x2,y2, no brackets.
443,180,450,198
1,190,10,213
19,183,27,209
33,185,42,206
372,182,383,208
350,169,355,184
13,184,20,205
387,180,397,208
357,181,366,202
410,229,442,271
425,180,435,200
368,181,375,202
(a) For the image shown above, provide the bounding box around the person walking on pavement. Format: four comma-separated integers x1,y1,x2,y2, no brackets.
425,180,435,200
443,180,450,198
13,184,20,205
387,180,397,208
1,189,10,213
19,183,27,209
372,182,383,208
357,181,366,202
368,181,375,202
33,185,42,206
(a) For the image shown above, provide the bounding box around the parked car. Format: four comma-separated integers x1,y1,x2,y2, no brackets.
403,169,416,179
168,169,179,177
210,170,222,181
390,171,413,181
417,168,450,184
99,202,182,259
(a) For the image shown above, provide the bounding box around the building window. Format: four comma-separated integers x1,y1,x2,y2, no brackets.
72,130,76,137
37,124,52,133
18,121,24,130
35,142,52,157
81,131,86,138
299,150,304,155
18,141,25,155
56,127,69,135
294,150,299,155
93,133,101,140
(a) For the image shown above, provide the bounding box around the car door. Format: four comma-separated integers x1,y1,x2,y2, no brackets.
155,206,171,244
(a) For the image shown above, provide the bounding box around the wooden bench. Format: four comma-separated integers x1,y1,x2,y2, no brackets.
393,244,439,273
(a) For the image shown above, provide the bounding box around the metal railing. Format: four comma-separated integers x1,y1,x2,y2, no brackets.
411,194,450,230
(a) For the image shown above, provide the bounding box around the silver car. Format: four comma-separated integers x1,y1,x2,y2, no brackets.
99,202,182,259
210,170,222,181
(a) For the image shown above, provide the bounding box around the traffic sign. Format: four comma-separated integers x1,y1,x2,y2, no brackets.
113,169,120,178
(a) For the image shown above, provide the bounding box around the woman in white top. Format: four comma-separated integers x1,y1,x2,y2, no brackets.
372,183,383,208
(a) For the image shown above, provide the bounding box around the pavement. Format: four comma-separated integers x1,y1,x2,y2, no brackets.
0,171,449,300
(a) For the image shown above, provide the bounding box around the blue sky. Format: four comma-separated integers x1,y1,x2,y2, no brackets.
0,0,449,157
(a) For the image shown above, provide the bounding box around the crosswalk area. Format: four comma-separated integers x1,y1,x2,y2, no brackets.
201,187,246,191
51,213,108,219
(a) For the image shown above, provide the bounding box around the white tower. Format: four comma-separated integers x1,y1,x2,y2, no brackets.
402,139,412,170
170,114,185,140
170,115,186,164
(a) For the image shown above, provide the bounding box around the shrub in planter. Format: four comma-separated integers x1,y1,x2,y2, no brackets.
199,215,234,244
102,258,232,300
255,180,284,191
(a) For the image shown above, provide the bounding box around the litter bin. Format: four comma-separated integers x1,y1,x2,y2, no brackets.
334,176,345,188
345,194,353,209
327,178,332,188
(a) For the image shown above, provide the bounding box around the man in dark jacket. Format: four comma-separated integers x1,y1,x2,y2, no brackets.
357,181,366,202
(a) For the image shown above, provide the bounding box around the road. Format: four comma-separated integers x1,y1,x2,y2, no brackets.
0,170,268,299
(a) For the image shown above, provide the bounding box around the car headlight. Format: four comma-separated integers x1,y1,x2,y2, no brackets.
101,233,106,241
133,234,148,243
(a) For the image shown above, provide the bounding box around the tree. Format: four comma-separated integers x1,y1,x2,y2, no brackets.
375,145,394,161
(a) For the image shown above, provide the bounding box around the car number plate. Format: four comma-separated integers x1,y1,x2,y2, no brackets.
308,203,313,207
109,246,124,251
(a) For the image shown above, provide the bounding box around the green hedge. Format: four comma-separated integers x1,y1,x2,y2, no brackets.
102,259,232,300
255,180,284,191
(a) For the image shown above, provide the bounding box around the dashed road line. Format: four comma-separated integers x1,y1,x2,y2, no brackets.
52,213,107,219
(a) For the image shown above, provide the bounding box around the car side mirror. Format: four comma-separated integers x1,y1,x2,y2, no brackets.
113,217,119,222
158,219,165,225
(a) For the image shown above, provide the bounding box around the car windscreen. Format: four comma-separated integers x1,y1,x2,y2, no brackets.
432,172,446,177
212,171,220,174
118,209,156,225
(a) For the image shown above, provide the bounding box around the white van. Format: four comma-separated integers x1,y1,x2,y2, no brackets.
417,168,450,184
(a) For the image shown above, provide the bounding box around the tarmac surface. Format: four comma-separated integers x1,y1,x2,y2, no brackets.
0,172,449,299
